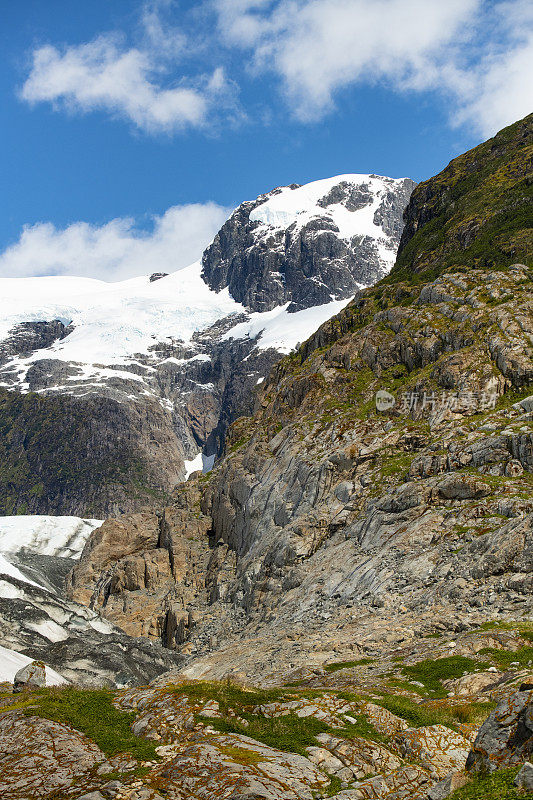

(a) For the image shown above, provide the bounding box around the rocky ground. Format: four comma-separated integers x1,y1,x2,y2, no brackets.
65,262,533,685
1,631,533,799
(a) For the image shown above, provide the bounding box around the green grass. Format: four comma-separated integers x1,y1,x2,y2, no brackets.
449,767,523,800
324,775,343,796
23,686,159,760
401,656,489,697
172,680,287,712
323,658,375,673
208,712,332,756
478,646,533,670
376,693,496,730
173,681,386,756
377,693,453,728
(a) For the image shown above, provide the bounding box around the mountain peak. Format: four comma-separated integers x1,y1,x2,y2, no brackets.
202,173,415,312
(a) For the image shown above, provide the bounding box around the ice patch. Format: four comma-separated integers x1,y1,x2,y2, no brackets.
0,263,244,376
25,619,69,642
184,452,204,479
0,580,24,599
0,554,47,590
88,616,115,635
222,297,353,354
202,453,216,472
184,452,216,479
0,516,102,559
0,643,67,685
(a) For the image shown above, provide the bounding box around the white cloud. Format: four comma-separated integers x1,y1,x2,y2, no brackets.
0,204,230,281
21,31,235,134
141,0,187,59
452,1,533,136
19,0,533,138
214,0,533,135
215,0,480,119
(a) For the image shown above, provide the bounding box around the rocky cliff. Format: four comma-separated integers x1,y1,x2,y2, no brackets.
68,115,533,683
201,175,415,311
0,174,414,517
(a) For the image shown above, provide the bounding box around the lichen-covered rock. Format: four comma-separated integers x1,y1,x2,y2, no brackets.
394,725,471,779
0,712,110,798
466,687,533,772
13,660,46,692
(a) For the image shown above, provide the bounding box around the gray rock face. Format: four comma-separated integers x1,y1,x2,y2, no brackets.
0,568,184,687
0,320,72,366
466,687,533,771
201,176,415,312
13,660,46,691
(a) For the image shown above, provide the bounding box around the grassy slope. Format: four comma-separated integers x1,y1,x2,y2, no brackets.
390,113,533,282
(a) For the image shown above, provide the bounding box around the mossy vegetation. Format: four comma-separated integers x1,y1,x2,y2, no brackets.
209,711,333,756
478,646,533,670
23,686,159,760
0,387,170,515
389,113,533,282
448,766,523,800
400,656,490,697
323,658,375,673
377,692,496,729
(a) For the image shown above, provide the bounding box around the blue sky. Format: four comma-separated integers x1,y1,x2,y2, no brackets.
1,0,531,281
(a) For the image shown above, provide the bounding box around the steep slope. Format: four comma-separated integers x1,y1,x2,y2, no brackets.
68,115,533,685
392,112,533,281
0,174,414,517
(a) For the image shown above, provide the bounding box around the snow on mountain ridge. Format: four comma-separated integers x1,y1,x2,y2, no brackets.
0,174,412,388
249,173,407,245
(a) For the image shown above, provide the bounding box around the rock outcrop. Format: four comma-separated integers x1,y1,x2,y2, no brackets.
466,685,533,771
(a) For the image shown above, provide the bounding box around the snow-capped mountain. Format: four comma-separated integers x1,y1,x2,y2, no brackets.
0,174,414,517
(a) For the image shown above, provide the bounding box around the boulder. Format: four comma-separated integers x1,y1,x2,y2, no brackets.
514,761,533,791
466,687,533,772
437,475,491,501
13,659,46,692
427,771,468,800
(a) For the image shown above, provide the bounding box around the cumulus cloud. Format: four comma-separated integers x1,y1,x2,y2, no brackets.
214,0,533,135
215,0,480,119
452,1,533,136
19,0,533,138
0,204,230,281
20,34,237,133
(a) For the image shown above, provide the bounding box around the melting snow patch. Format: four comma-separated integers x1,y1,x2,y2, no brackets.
222,297,353,354
0,554,47,590
184,452,204,479
0,579,24,600
0,516,103,559
25,619,69,643
0,644,67,685
88,616,115,635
